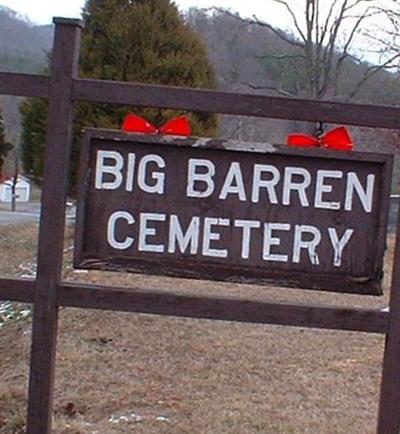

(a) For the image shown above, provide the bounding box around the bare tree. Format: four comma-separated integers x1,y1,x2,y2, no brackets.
215,0,400,101
360,2,400,95
10,147,19,212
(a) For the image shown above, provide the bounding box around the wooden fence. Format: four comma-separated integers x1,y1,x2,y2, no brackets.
1,17,400,433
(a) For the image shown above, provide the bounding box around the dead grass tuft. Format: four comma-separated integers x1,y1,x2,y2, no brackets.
0,383,27,433
0,223,38,277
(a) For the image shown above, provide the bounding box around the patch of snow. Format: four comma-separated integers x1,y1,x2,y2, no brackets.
108,413,144,424
18,260,37,278
0,301,32,327
156,415,170,422
108,412,170,424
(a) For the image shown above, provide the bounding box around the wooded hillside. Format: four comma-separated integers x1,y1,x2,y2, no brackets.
0,7,52,144
1,5,399,183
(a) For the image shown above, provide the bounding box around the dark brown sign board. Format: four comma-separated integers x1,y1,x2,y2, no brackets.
74,128,393,295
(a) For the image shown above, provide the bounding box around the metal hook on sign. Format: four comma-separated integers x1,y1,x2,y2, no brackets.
313,121,324,139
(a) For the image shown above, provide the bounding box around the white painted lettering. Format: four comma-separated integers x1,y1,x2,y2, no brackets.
328,227,354,267
202,217,230,258
234,219,260,259
125,153,136,192
219,162,246,201
263,222,291,262
345,172,375,213
187,159,215,198
138,213,166,253
293,225,321,265
251,164,280,204
314,170,342,210
168,215,200,254
138,154,165,194
282,167,311,207
107,211,135,250
95,150,123,190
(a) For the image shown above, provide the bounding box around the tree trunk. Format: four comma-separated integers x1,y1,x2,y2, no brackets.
11,174,17,212
11,152,19,212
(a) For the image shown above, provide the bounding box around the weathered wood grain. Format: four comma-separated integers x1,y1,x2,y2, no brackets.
0,278,34,302
59,282,389,334
26,18,82,434
0,72,50,98
0,277,389,334
378,212,400,433
73,78,400,130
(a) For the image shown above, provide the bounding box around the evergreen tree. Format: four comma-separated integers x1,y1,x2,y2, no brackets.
0,107,12,177
20,97,47,182
20,0,218,192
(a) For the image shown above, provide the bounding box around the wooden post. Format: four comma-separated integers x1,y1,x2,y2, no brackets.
377,212,400,433
26,18,82,434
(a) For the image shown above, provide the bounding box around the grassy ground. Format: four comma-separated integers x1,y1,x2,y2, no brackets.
0,223,393,433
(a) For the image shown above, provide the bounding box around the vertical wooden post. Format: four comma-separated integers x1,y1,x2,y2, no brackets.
377,213,400,433
26,18,82,434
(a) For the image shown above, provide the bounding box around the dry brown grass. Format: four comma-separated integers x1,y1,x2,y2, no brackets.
0,223,395,433
0,223,39,277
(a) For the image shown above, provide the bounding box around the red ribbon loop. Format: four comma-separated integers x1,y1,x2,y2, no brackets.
122,113,192,136
287,127,353,151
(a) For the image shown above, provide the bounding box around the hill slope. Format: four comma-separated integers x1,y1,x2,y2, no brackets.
0,6,53,74
0,7,53,144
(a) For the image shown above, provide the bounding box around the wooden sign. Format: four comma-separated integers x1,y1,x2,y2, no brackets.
74,129,392,295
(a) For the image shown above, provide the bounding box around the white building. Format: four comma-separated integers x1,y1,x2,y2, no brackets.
0,175,31,203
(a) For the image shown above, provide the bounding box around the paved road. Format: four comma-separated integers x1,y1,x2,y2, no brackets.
0,210,41,226
0,202,75,226
0,201,41,226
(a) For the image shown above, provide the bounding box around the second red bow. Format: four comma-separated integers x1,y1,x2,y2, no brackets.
287,127,353,151
122,113,192,136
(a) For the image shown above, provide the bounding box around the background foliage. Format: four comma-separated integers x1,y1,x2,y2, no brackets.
0,108,13,177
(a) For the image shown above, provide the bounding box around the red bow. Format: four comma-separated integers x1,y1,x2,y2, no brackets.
287,127,353,151
122,113,192,136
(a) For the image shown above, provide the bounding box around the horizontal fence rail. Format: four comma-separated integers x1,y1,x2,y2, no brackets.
0,72,50,98
73,78,400,129
0,278,35,302
0,278,389,334
2,72,400,129
59,283,390,334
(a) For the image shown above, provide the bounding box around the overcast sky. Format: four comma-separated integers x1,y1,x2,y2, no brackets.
0,0,292,29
